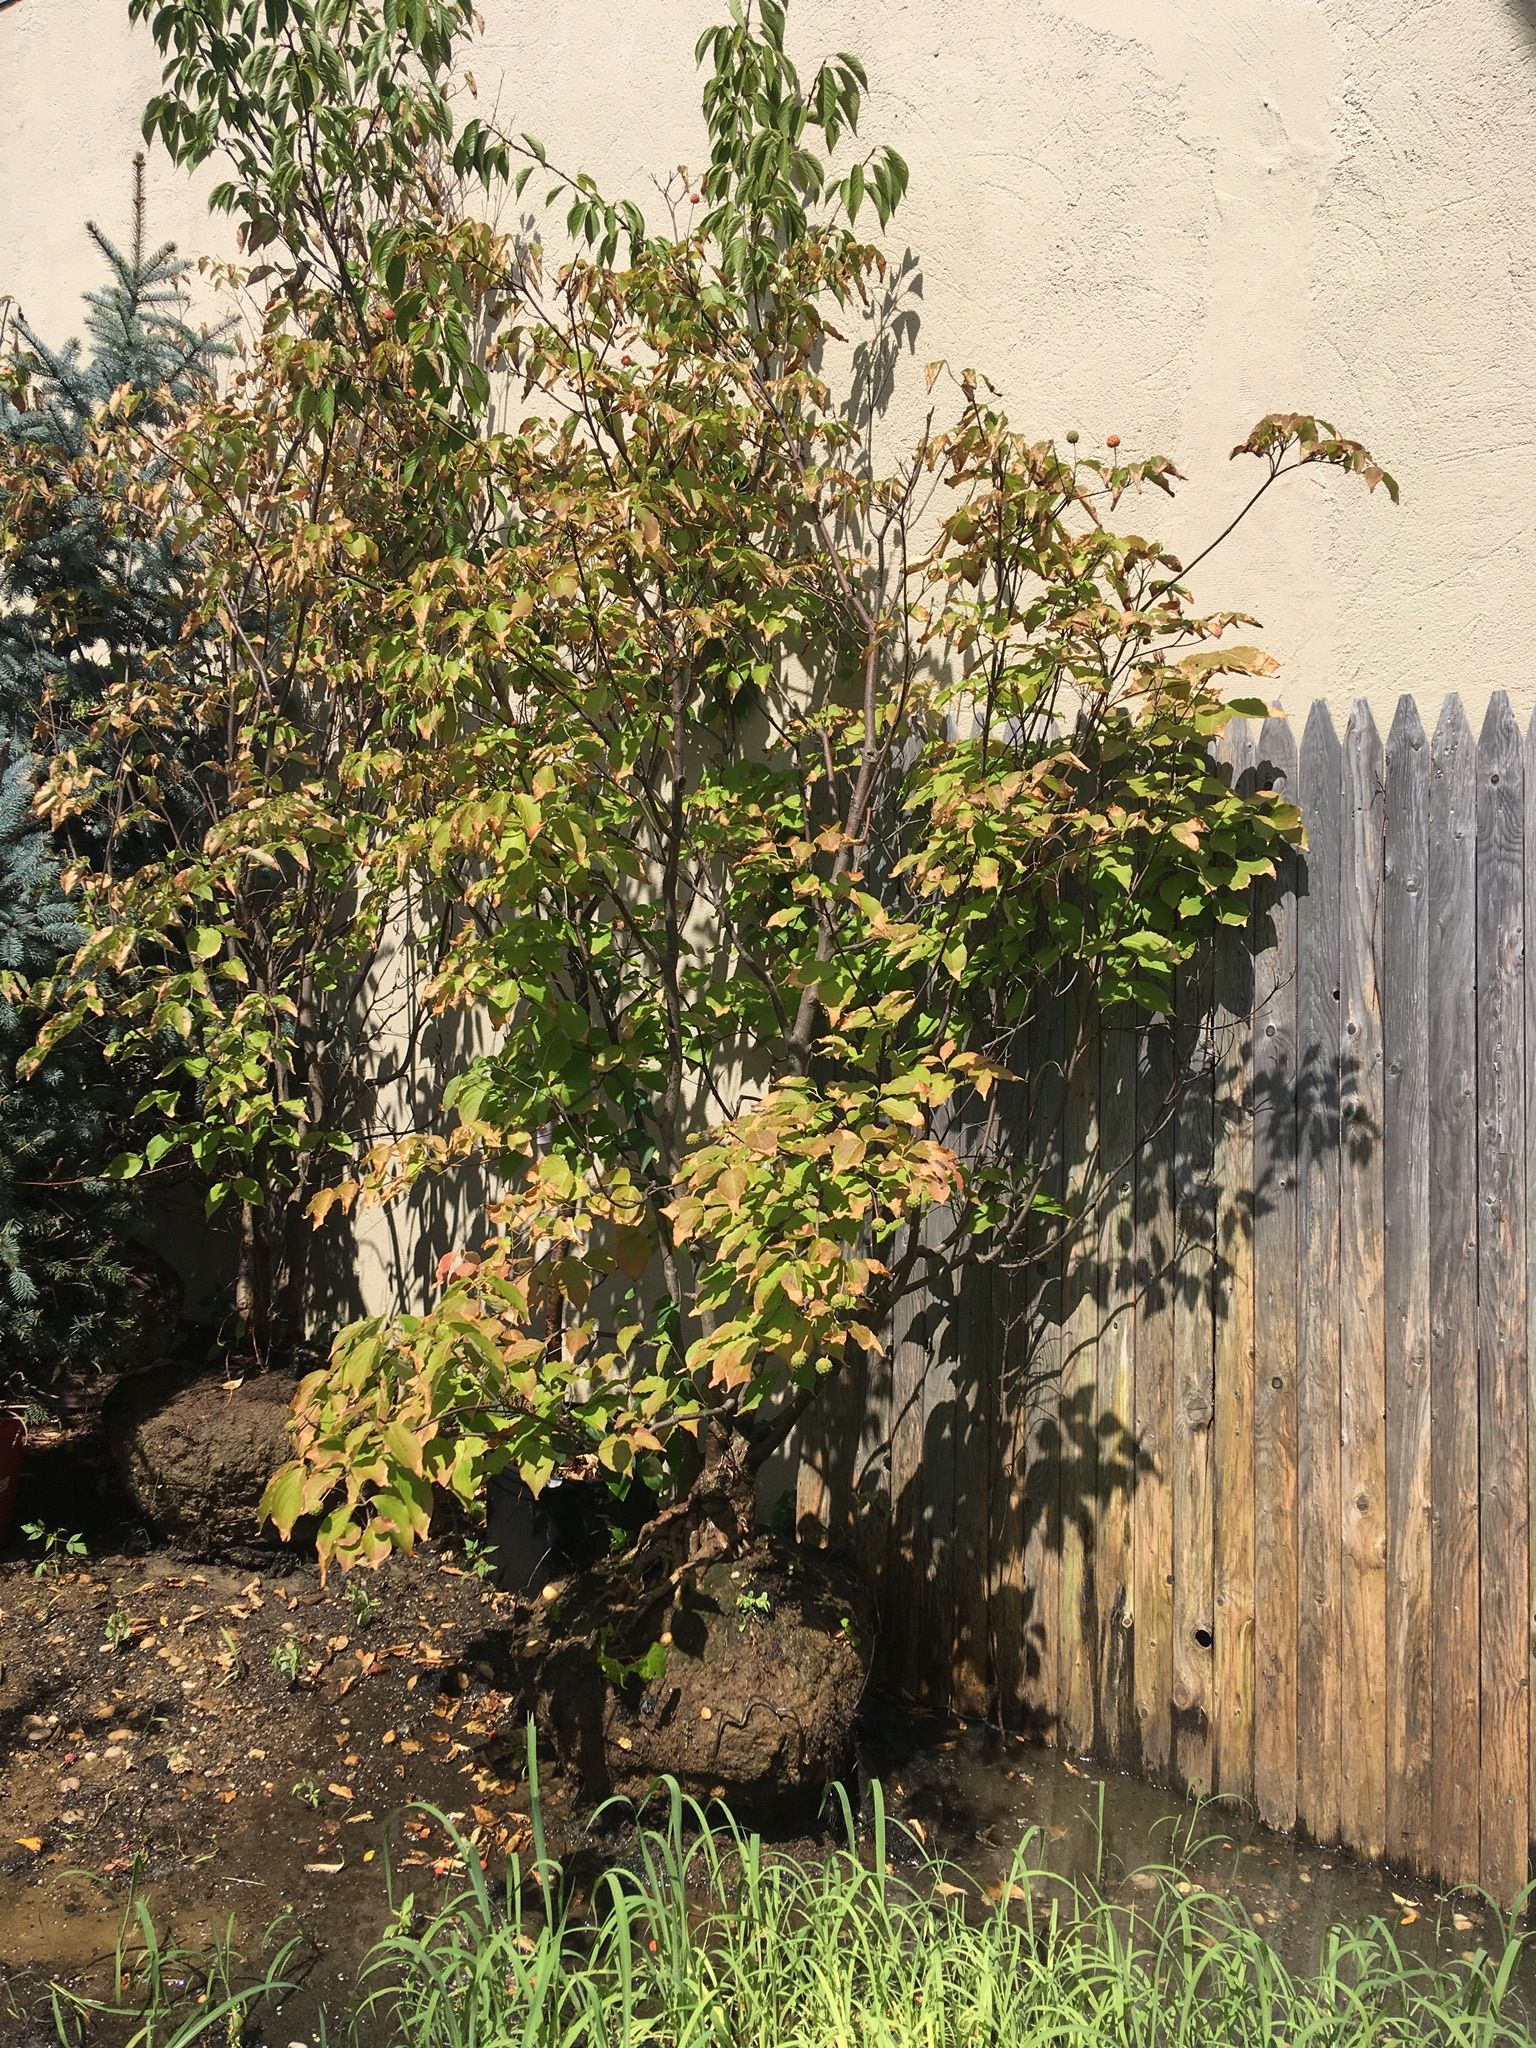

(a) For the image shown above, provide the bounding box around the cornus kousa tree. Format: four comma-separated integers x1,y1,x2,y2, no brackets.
49,0,1393,1573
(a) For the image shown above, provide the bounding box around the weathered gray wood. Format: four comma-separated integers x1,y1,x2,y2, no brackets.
1133,1008,1178,1781
1383,696,1433,1874
1212,721,1257,1801
1096,1002,1138,1766
1171,944,1216,1794
1339,702,1388,1862
1476,692,1528,1900
789,690,1536,1910
1251,714,1301,1833
1296,700,1343,1846
1428,695,1480,1890
1527,710,1536,1876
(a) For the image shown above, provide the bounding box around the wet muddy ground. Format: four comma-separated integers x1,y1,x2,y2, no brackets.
0,1540,551,2042
0,1530,1522,2043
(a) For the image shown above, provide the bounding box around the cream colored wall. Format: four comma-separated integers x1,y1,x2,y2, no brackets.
5,0,1535,729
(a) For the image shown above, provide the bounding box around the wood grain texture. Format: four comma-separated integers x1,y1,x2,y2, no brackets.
1476,693,1529,1901
1383,697,1433,1874
1058,988,1101,1757
1251,715,1301,1833
1212,722,1257,1802
1339,702,1388,1862
1296,701,1343,1847
1171,944,1216,1794
1133,1009,1178,1782
915,1177,960,1713
1096,1003,1138,1766
884,1200,930,1704
787,692,1536,1908
1018,1008,1066,1739
1428,696,1481,1890
1527,711,1536,1882
950,1097,994,1716
988,1057,1033,1723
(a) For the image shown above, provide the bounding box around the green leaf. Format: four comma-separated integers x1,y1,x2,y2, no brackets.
259,1461,306,1537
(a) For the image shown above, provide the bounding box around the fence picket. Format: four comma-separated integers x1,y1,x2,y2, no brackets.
1428,695,1480,1889
1296,702,1344,1845
1018,1010,1066,1739
1384,696,1432,1873
1212,722,1257,1801
1171,946,1216,1793
1133,1010,1178,1780
1527,710,1536,1872
1339,702,1388,1861
1251,714,1301,1833
1097,1004,1138,1766
1476,693,1529,1900
1058,991,1101,1755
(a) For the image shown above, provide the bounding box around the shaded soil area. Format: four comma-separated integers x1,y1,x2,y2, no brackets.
0,1419,1521,2043
0,1533,560,2042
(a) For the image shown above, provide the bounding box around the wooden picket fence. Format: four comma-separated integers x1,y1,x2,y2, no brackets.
791,692,1536,1902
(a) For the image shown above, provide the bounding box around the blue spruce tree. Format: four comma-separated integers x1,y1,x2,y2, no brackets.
0,158,225,1393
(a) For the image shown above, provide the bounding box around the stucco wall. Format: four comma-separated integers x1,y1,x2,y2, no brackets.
4,0,1534,731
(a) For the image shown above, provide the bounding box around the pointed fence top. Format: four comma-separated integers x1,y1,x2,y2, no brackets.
1432,692,1471,747
1387,694,1426,751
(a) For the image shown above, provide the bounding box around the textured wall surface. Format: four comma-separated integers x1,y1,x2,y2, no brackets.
3,0,1533,726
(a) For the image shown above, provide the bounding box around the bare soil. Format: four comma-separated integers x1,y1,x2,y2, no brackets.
0,1534,553,2039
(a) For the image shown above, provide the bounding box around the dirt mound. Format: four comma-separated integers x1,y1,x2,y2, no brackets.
519,1534,873,1826
104,1367,296,1552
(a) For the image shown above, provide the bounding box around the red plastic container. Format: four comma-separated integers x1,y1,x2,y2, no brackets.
0,1415,24,1548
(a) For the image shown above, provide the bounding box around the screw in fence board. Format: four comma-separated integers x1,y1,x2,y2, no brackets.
1475,692,1528,1904
1097,999,1138,1767
1339,701,1388,1863
1171,940,1216,1796
1296,701,1344,1847
1427,694,1480,1891
1383,696,1433,1875
1250,713,1300,1833
1058,984,1102,1757
1133,1004,1177,1781
1212,721,1258,1804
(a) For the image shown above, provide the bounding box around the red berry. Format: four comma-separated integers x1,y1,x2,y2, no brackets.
380,305,396,322
1106,433,1120,449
